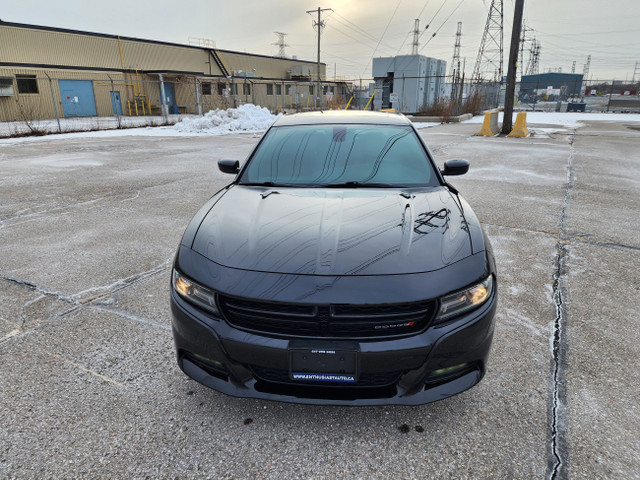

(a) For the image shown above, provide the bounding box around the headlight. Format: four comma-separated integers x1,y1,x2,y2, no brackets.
172,269,221,317
436,275,493,323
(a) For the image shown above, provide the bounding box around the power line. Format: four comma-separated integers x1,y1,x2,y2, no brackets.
361,0,404,76
419,0,466,53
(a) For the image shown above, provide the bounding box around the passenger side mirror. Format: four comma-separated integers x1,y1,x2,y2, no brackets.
441,159,469,176
218,159,240,174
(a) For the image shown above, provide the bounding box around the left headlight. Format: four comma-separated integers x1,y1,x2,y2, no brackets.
435,275,493,323
172,269,221,317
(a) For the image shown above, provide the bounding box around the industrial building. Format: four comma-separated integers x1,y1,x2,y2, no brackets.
519,72,585,101
371,55,447,113
0,21,350,123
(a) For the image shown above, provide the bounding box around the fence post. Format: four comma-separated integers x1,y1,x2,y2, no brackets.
158,73,169,123
44,73,62,133
194,77,202,115
607,80,615,112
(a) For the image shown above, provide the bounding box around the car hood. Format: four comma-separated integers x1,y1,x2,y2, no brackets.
191,185,473,276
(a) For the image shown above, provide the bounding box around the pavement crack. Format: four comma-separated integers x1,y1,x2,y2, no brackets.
547,131,574,480
89,304,171,331
0,274,77,304
71,259,172,304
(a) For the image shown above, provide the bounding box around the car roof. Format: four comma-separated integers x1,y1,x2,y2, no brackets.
272,110,412,127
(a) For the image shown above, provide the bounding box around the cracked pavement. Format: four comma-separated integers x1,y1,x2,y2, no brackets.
1,121,639,479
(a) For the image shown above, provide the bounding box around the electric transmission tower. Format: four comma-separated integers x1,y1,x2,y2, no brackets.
633,61,640,83
273,32,289,58
450,22,463,100
571,61,576,73
518,24,533,80
526,39,540,75
472,0,503,84
583,54,591,79
411,19,420,55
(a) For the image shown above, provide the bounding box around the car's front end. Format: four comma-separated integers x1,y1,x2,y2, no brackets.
170,111,497,405
171,240,496,406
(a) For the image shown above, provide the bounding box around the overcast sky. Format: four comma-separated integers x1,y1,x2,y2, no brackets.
3,0,639,82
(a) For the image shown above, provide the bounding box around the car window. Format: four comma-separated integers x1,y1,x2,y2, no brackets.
239,124,439,187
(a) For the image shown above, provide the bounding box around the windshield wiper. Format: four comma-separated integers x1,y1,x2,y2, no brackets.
239,181,277,186
322,181,397,188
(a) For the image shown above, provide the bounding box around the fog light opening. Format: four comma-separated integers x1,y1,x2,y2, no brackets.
428,362,471,378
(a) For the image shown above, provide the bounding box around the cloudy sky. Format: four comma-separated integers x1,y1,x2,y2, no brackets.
3,0,639,81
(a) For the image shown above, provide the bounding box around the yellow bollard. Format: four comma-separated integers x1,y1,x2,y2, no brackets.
364,89,377,110
475,110,499,136
507,112,529,137
344,96,353,110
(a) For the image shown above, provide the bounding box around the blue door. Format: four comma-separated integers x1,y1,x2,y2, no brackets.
110,91,122,115
160,82,176,112
58,80,97,117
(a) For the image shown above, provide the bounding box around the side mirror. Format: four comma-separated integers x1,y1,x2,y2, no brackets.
218,159,240,174
441,159,469,176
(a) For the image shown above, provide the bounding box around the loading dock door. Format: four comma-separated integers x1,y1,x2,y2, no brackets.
110,91,122,115
58,80,97,117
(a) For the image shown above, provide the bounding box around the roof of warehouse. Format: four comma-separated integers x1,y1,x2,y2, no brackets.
0,21,323,67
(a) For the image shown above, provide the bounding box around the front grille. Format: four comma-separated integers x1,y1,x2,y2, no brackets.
218,295,435,338
252,366,403,387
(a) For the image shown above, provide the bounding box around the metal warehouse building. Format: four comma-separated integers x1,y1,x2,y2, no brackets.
0,21,350,123
519,72,584,101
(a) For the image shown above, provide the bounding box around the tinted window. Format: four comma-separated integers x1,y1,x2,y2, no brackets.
240,124,438,187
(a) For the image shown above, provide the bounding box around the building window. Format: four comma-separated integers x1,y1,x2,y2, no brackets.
218,82,227,95
243,83,251,95
267,84,273,95
309,85,314,96
202,82,212,95
276,84,282,95
16,75,38,94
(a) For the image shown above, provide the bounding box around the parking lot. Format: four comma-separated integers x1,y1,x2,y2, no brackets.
1,118,639,479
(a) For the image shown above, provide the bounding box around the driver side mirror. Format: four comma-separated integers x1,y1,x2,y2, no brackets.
218,159,240,174
441,159,469,176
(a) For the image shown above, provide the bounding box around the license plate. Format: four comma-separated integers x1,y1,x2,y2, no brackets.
289,348,358,384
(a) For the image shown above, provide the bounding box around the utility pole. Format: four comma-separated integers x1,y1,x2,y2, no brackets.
501,0,525,134
307,7,332,111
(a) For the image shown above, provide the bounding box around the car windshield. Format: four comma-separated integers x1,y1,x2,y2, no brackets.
238,124,439,187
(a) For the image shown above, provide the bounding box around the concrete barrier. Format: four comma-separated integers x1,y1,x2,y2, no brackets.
507,112,529,138
411,113,472,123
475,110,499,136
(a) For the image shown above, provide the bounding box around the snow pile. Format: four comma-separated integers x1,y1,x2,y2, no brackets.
174,104,281,134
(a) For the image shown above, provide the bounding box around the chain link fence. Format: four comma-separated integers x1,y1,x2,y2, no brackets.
1,73,638,137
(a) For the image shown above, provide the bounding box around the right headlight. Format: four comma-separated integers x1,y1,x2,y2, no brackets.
172,269,221,317
435,275,493,323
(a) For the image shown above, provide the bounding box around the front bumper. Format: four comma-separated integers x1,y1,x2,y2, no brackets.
170,286,497,406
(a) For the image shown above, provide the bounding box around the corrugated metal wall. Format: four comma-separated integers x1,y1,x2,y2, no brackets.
0,23,344,124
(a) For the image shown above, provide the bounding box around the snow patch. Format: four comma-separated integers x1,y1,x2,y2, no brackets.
173,104,281,135
464,111,640,127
